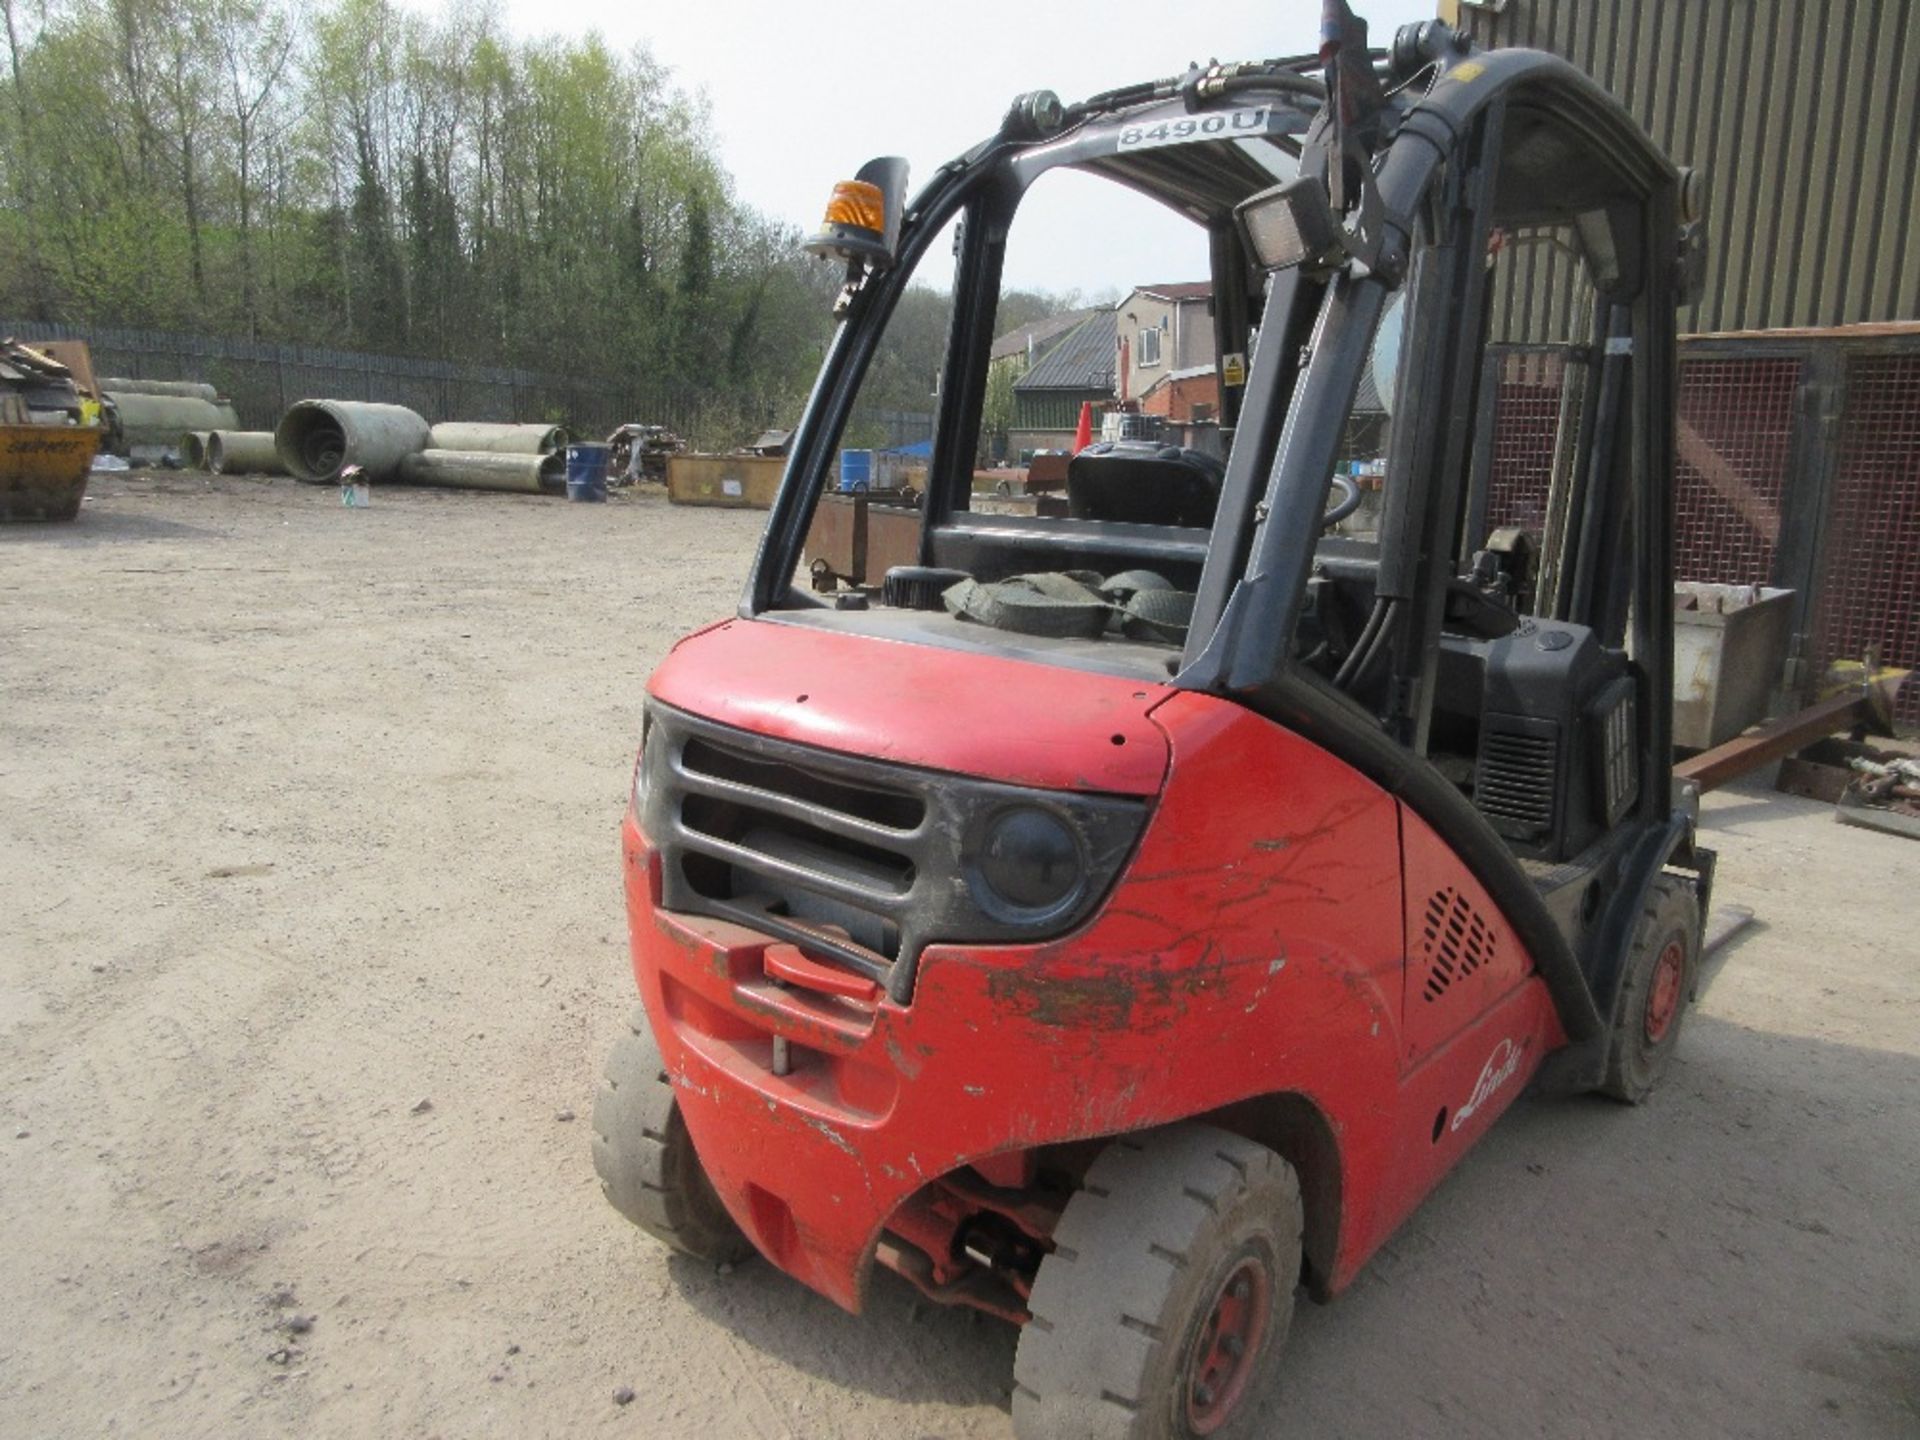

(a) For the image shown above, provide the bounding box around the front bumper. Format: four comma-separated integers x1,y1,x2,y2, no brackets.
624,810,1145,1311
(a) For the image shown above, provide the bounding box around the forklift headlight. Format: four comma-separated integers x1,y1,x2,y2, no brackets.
968,806,1084,920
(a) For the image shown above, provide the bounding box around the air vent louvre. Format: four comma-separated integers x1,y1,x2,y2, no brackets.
1593,680,1638,825
882,566,970,611
1476,720,1560,840
1420,885,1496,1002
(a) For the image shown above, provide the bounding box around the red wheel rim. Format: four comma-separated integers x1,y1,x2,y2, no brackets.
1183,1255,1271,1435
1644,940,1686,1043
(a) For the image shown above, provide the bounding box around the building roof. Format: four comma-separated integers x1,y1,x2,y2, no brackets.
1014,310,1118,393
990,308,1095,362
1133,282,1213,303
1138,363,1218,398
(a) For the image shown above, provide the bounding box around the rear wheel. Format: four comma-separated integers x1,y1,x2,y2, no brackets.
1012,1124,1301,1440
592,1006,753,1264
1599,877,1702,1104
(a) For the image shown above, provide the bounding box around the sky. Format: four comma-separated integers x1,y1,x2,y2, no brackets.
444,0,1439,294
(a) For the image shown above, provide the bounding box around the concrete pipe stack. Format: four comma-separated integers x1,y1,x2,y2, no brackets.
99,377,222,403
275,400,432,485
104,391,240,456
426,422,569,456
206,430,285,476
269,402,574,496
399,449,564,494
397,421,568,494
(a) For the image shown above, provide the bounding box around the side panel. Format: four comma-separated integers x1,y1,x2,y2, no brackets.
1398,804,1539,1062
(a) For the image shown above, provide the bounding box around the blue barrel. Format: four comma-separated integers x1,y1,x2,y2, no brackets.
839,448,873,493
565,442,610,502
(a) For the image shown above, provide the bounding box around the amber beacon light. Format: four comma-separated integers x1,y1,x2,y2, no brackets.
803,156,908,270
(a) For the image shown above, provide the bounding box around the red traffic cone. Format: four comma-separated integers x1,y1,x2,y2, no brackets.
1073,401,1094,453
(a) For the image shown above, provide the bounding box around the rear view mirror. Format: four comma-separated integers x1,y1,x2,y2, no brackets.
1236,175,1351,274
804,156,910,272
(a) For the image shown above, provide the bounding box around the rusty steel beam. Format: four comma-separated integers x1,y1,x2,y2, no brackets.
1676,679,1900,792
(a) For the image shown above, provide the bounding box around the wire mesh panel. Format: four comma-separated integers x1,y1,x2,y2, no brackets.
1672,356,1803,585
1484,349,1580,537
1814,353,1920,729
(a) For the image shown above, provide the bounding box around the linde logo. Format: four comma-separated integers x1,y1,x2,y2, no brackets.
1451,1037,1529,1132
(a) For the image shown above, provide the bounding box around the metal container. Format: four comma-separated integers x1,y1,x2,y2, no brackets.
666,453,785,509
426,422,568,455
564,443,610,502
275,400,430,485
839,449,874,493
0,424,101,521
206,430,285,476
1673,583,1797,749
804,492,923,589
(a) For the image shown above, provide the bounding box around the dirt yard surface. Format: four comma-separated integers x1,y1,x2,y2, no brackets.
3,474,1916,1439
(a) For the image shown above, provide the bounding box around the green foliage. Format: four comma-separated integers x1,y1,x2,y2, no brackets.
981,356,1021,464
0,0,835,441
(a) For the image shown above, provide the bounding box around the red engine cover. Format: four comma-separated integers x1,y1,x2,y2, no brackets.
647,617,1171,796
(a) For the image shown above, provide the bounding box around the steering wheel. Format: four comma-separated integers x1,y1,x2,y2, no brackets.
1323,473,1364,529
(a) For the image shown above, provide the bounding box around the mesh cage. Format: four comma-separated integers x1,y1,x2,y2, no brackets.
1479,330,1918,734
1485,349,1582,537
1814,354,1920,731
1673,358,1803,585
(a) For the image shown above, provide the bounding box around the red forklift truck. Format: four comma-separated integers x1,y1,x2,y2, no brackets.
595,8,1712,1436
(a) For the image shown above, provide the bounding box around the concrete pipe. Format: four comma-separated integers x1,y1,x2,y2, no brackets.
398,449,563,494
105,392,242,453
425,422,569,455
275,400,431,485
98,377,221,403
206,430,285,476
180,431,212,468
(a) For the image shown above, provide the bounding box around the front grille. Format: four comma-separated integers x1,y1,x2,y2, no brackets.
639,704,1149,1003
1475,717,1561,842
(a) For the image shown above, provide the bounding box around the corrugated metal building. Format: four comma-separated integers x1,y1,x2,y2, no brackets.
1441,0,1920,727
1442,0,1920,337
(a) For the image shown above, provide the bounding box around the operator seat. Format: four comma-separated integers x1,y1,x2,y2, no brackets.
1067,440,1225,530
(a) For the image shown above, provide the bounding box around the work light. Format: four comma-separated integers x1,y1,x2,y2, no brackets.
1237,175,1350,273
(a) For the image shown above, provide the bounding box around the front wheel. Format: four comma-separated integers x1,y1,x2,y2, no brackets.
1598,876,1702,1104
1013,1124,1302,1440
592,1006,754,1264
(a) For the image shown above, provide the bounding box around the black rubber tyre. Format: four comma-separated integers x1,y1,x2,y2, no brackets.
1598,876,1702,1104
592,1006,754,1264
1012,1124,1302,1440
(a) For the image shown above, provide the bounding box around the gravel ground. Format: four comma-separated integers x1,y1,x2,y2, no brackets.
1,473,1915,1439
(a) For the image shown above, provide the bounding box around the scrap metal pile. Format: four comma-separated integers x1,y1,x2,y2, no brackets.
1,339,86,425
1840,750,1920,839
606,423,685,484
